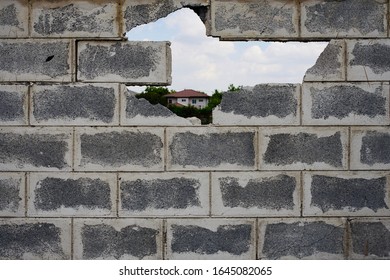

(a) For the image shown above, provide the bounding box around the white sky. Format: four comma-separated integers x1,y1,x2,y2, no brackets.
127,8,327,95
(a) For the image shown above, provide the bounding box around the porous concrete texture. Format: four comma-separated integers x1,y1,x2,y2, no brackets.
0,85,27,125
166,219,256,260
303,172,390,216
302,82,390,125
0,173,25,217
73,218,163,260
77,41,171,84
119,172,209,217
258,218,346,260
0,0,28,38
211,172,300,217
213,84,299,125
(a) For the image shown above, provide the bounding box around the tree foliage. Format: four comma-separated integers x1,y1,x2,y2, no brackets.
135,86,172,106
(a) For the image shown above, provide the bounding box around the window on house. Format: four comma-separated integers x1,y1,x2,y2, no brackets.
199,99,203,102
168,99,172,104
181,99,186,102
192,99,197,104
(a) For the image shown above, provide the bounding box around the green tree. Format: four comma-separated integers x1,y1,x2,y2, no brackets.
135,86,172,106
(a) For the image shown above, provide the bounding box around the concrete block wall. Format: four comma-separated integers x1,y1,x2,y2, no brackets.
0,0,389,260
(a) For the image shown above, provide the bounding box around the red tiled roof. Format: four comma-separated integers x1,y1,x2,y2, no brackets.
164,89,209,98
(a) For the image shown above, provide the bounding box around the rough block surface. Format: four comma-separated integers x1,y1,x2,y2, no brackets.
0,0,28,38
0,173,24,217
0,84,27,125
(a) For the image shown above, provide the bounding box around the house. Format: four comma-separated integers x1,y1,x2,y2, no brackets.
164,89,210,109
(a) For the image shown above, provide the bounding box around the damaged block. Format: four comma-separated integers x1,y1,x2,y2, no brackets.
211,172,300,217
0,218,71,259
28,173,117,217
31,84,119,126
304,40,345,81
73,219,162,260
303,172,390,216
210,0,298,39
0,39,72,82
302,82,389,125
0,0,28,38
351,128,390,170
121,89,192,126
259,127,348,170
0,173,25,217
75,127,164,171
301,0,387,38
213,84,299,125
0,85,27,125
77,41,171,84
166,219,256,260
167,127,256,171
347,39,390,81
258,219,345,260
119,172,209,217
350,219,390,259
0,127,73,171
31,0,119,38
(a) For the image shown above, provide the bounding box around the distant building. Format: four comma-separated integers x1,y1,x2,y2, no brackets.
164,89,210,109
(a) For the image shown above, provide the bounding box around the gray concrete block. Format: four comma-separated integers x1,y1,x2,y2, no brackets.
77,41,171,84
0,128,73,171
302,82,389,125
259,219,345,260
75,127,164,171
0,218,71,259
31,84,119,126
211,172,300,217
31,0,119,38
166,219,256,259
303,172,390,216
210,0,298,39
28,173,117,217
301,0,387,38
0,39,72,82
259,127,348,170
119,172,209,217
350,219,390,259
73,219,162,260
304,40,345,82
0,85,27,125
167,127,256,171
0,173,25,217
347,39,390,81
213,84,299,125
351,128,390,170
0,0,28,38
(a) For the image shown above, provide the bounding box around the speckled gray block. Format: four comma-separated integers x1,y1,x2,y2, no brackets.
0,85,27,125
77,41,171,84
0,0,28,38
0,39,72,82
259,219,345,260
0,173,24,217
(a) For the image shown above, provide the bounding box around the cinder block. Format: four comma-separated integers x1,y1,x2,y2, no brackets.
259,127,348,170
75,127,164,171
31,0,119,38
121,89,192,126
28,173,117,217
258,218,345,260
350,219,390,259
302,82,389,125
210,0,298,39
77,41,171,84
304,40,345,82
119,172,209,217
31,84,120,126
211,172,300,217
0,173,25,217
0,127,73,171
73,218,163,260
303,172,390,216
351,128,390,170
213,84,299,125
166,219,256,260
301,0,387,38
0,0,28,38
0,39,72,82
0,85,27,125
167,127,256,171
347,39,390,81
0,218,71,259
